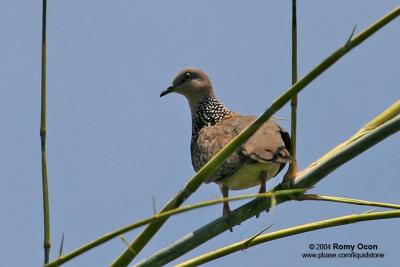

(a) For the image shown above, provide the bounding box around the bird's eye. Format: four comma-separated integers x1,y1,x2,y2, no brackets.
184,72,192,81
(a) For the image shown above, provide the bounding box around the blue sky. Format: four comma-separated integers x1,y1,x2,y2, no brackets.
1,1,399,266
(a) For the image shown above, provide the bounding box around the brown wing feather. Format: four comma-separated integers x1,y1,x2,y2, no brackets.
191,115,292,183
276,126,292,175
191,118,243,183
240,116,292,164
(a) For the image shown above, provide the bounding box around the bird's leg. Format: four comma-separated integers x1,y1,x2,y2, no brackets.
283,158,298,189
219,184,233,232
222,186,231,218
256,172,268,218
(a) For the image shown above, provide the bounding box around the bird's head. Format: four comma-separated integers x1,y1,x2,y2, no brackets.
160,67,216,101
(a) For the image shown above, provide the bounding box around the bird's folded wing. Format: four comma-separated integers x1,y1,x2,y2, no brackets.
192,115,292,184
192,116,245,183
239,117,292,164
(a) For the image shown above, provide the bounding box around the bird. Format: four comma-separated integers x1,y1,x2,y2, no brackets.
160,67,292,222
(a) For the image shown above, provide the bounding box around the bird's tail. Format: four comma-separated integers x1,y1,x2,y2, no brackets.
272,146,294,163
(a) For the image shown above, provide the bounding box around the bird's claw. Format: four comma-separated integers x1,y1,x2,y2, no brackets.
223,212,234,232
223,206,234,232
282,175,295,189
255,198,268,218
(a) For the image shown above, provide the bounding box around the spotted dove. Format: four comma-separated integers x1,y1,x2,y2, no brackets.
160,67,292,220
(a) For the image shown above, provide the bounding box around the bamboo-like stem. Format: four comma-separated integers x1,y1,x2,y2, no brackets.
291,115,400,189
297,194,400,209
285,0,299,181
134,113,400,267
40,0,51,264
44,190,303,267
357,100,400,133
111,7,400,267
45,189,400,267
317,100,400,163
176,210,400,267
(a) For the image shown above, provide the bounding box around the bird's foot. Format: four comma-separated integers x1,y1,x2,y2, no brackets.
255,204,261,218
282,176,295,189
255,198,269,218
223,206,234,232
256,173,268,218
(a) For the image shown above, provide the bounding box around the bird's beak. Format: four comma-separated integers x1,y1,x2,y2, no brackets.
160,85,175,97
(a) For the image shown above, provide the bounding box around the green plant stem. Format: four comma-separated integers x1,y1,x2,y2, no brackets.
111,7,400,267
318,100,400,162
287,0,298,179
44,189,303,267
292,114,400,188
176,210,400,267
45,189,400,267
297,194,400,209
134,114,400,267
40,0,51,264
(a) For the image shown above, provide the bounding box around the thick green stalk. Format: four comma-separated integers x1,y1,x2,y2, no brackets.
286,0,299,179
134,114,400,267
176,210,400,266
318,100,400,162
40,0,51,264
44,190,303,267
112,7,400,266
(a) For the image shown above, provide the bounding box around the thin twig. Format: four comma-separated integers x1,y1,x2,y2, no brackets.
242,223,274,249
296,194,400,210
40,0,51,263
58,233,64,258
152,195,157,214
361,208,378,214
119,235,138,255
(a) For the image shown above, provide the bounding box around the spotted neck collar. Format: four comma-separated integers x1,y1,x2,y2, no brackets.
191,97,233,137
